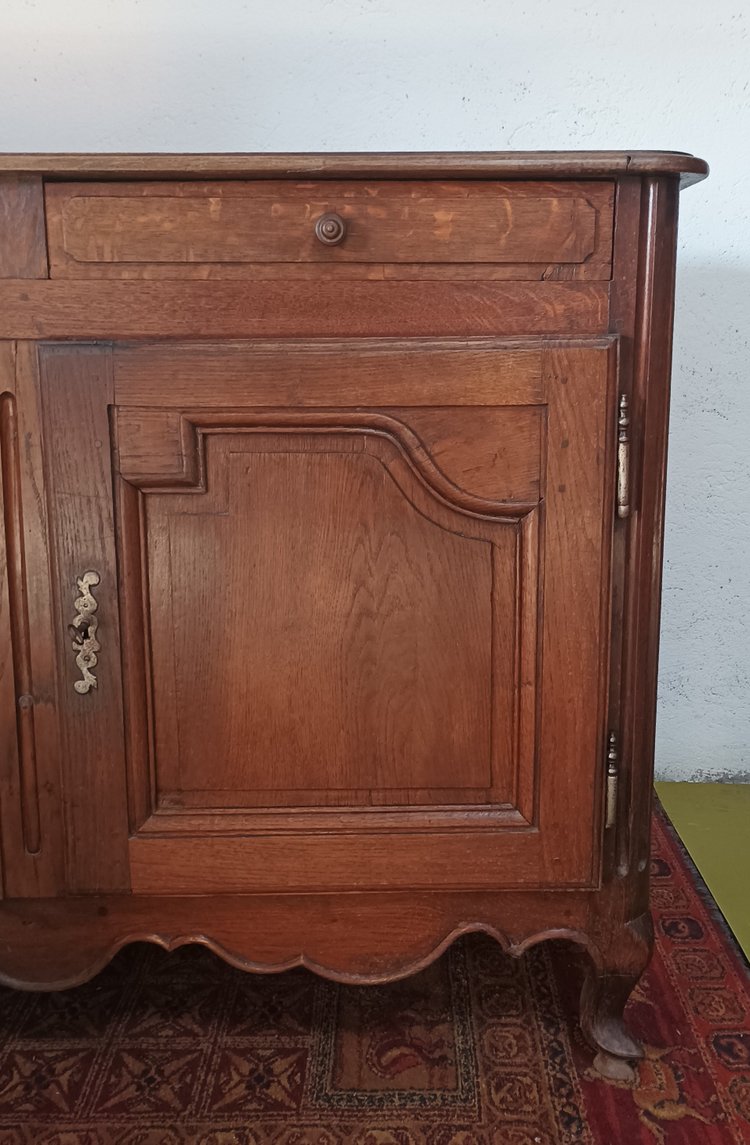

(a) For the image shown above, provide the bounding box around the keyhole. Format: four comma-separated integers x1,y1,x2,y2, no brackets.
68,620,90,645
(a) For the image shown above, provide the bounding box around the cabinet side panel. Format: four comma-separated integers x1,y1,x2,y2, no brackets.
620,177,681,885
39,345,130,892
0,342,66,896
603,176,642,885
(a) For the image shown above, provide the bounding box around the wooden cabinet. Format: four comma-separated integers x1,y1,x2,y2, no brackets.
0,151,707,1080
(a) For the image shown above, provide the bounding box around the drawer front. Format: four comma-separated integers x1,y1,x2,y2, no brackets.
45,180,614,278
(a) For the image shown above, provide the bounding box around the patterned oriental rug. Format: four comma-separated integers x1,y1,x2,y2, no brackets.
0,807,748,1144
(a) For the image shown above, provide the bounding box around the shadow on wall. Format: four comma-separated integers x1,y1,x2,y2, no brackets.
655,262,750,783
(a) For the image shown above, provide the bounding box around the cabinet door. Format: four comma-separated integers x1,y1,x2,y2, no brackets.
39,339,616,894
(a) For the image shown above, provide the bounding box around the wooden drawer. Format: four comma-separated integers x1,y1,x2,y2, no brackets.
44,180,614,279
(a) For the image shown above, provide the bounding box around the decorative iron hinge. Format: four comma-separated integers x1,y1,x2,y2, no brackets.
605,732,619,829
616,394,630,518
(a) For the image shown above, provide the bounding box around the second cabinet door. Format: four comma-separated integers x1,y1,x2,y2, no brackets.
40,339,616,894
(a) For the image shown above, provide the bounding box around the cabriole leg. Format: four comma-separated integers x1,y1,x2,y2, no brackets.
580,911,653,1081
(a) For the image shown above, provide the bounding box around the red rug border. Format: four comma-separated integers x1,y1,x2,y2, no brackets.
654,792,750,978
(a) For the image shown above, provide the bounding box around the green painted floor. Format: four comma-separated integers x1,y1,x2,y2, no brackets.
656,782,750,959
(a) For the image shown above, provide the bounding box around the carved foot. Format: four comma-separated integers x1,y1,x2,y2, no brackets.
580,911,653,1081
582,972,644,1081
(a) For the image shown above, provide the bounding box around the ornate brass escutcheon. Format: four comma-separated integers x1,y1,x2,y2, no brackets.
70,571,101,694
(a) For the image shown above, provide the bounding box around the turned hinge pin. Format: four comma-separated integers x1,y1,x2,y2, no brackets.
616,393,630,519
605,732,619,829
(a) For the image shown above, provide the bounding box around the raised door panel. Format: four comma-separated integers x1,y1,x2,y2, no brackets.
120,425,522,814
155,440,495,805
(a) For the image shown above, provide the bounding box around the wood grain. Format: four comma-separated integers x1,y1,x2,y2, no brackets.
28,260,611,283
114,340,545,409
109,342,614,893
0,176,48,278
151,438,498,803
114,404,542,509
0,388,41,854
129,827,598,894
0,150,709,187
115,414,525,826
0,279,610,339
538,345,616,883
605,176,642,881
386,406,542,503
619,177,681,887
111,379,551,844
514,508,541,824
0,342,66,898
0,886,607,991
38,345,130,892
45,180,613,276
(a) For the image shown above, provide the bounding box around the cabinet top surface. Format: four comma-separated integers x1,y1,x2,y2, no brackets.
0,150,708,187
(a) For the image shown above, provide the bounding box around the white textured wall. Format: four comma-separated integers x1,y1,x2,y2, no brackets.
1,1,748,779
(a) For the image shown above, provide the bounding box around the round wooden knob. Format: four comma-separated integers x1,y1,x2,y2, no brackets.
315,212,346,245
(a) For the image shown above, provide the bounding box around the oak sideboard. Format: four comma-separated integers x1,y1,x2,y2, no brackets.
0,150,708,1079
